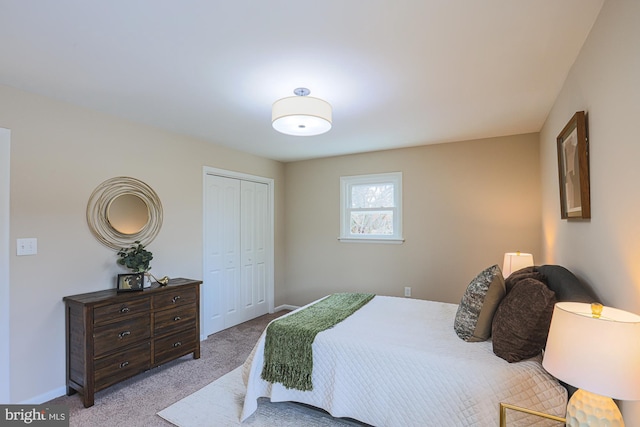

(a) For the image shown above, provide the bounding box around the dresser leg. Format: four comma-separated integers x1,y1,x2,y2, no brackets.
193,348,200,359
66,386,77,396
83,392,94,408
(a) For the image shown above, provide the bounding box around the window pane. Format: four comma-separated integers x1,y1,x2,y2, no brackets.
350,211,393,235
351,184,394,208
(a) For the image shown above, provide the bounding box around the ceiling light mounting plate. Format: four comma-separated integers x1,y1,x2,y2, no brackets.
294,87,310,97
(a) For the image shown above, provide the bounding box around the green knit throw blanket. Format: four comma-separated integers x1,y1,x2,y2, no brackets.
261,292,375,391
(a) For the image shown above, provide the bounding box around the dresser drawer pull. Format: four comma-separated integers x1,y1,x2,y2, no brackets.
173,341,182,348
119,361,129,368
118,331,131,339
173,316,181,321
120,307,130,313
172,296,181,303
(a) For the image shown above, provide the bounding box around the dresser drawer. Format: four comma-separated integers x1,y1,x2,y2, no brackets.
153,286,197,309
93,316,151,357
94,298,150,326
154,328,198,366
154,305,197,336
94,341,150,391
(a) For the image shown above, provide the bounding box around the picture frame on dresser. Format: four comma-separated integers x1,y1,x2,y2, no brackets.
117,273,144,292
557,110,590,219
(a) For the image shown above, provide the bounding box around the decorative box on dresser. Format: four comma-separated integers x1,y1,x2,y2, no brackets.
63,278,201,407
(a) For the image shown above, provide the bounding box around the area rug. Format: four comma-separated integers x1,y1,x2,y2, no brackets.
157,367,365,426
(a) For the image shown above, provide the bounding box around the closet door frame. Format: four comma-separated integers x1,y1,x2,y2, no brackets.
201,167,274,339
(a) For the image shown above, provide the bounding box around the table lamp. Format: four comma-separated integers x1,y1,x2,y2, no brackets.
502,252,534,278
542,302,640,426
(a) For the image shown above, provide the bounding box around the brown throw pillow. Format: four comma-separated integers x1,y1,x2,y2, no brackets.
454,265,506,342
504,267,547,294
492,278,556,363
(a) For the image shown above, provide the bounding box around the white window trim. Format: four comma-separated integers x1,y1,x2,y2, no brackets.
339,172,404,243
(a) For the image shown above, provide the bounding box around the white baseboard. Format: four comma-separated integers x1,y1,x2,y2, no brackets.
18,386,67,405
274,304,299,312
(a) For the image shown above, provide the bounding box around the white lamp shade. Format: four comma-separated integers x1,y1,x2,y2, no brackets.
502,252,534,277
272,95,332,136
542,302,640,401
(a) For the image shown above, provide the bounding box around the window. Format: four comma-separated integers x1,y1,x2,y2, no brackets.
339,172,403,243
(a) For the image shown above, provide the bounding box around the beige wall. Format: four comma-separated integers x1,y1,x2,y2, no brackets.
540,0,640,421
0,84,285,403
284,134,542,306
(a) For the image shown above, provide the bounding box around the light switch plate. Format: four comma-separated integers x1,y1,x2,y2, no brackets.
17,238,37,256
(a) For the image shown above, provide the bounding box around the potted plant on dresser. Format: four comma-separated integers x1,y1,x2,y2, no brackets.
117,241,153,287
117,241,170,287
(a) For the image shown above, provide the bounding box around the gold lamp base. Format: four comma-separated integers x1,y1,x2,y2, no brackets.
566,389,624,427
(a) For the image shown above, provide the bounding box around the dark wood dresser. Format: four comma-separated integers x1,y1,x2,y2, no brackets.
63,278,201,407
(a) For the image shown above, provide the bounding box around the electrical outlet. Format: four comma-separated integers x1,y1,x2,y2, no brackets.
17,238,37,256
404,286,411,297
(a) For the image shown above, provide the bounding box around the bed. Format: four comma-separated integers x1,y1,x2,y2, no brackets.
241,265,598,426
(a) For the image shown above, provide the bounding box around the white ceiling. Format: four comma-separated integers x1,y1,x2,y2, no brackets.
0,0,603,162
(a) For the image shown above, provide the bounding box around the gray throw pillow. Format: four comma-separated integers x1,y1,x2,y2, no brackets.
454,265,506,342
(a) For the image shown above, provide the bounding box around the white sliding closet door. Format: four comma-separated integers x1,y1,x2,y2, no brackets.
241,181,268,320
203,172,271,336
204,175,242,334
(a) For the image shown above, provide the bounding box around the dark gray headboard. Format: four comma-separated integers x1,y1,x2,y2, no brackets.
535,265,599,303
535,264,599,397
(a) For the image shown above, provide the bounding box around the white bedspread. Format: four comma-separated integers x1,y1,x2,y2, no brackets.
241,296,567,426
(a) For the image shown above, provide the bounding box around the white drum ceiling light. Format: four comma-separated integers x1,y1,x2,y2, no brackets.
272,88,332,136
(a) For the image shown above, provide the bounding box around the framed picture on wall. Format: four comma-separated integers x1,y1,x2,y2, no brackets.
117,273,144,292
557,111,590,219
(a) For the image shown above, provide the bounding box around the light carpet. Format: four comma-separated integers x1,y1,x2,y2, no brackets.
157,367,365,426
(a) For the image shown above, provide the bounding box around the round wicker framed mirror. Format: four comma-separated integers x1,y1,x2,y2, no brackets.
87,177,163,250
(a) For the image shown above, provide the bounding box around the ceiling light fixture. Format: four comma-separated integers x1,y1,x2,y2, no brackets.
272,88,332,136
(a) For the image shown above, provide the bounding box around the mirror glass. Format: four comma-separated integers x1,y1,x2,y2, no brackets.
107,193,149,235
